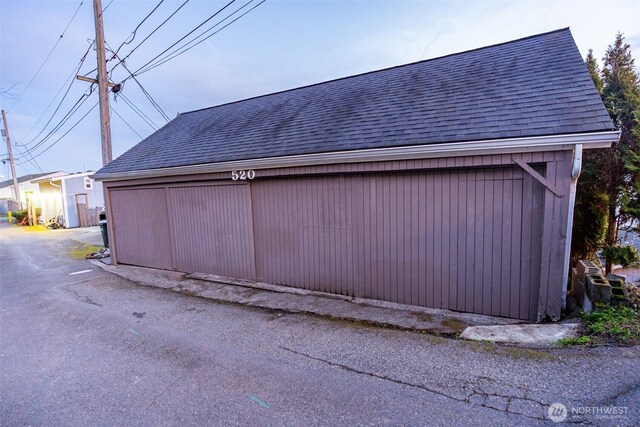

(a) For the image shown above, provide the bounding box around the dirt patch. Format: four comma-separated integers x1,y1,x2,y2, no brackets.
68,243,103,259
412,312,433,322
440,318,468,332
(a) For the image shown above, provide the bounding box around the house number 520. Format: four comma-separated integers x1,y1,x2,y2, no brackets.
231,170,255,180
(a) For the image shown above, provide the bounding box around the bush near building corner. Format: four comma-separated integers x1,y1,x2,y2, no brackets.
560,304,640,346
10,208,42,223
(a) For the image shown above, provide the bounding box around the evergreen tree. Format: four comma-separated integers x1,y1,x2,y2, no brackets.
585,49,603,94
574,33,640,273
573,52,609,261
600,33,640,272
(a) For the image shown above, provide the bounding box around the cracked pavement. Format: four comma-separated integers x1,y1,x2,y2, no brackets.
1,222,639,426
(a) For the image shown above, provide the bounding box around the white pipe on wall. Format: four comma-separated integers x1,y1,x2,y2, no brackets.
561,144,583,309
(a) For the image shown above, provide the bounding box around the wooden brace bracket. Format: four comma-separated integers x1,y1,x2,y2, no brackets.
512,158,564,197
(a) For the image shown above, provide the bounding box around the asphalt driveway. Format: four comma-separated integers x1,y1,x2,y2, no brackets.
1,222,638,426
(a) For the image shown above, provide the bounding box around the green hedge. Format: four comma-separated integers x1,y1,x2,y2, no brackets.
11,208,42,223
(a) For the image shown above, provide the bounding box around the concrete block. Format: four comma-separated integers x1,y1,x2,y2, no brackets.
585,274,611,304
602,274,631,306
570,267,584,302
611,294,631,307
577,260,601,281
606,274,625,289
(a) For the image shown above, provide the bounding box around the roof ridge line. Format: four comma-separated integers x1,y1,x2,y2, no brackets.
179,27,571,116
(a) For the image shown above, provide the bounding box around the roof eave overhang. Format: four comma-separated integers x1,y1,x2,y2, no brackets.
93,130,620,182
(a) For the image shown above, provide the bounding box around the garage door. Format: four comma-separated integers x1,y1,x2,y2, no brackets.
167,184,255,280
110,184,255,280
251,167,545,320
110,188,173,270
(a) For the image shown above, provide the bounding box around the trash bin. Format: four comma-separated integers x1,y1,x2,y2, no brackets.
99,211,109,248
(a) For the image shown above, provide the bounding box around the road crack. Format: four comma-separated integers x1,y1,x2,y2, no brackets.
281,346,551,420
71,290,102,306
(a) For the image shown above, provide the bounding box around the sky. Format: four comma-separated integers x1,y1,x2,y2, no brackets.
1,0,639,178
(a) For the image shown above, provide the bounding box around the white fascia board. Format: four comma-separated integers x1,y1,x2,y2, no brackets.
94,130,620,182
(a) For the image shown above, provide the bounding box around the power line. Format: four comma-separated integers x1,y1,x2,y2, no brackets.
19,100,99,163
23,89,95,154
108,0,166,61
110,105,143,138
138,0,266,76
105,43,170,122
19,40,95,146
102,0,114,14
127,0,237,78
131,76,170,122
6,0,85,111
118,93,159,131
13,144,45,174
107,0,191,77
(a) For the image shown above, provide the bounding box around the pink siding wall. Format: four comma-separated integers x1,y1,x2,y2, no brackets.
251,167,544,320
104,150,573,321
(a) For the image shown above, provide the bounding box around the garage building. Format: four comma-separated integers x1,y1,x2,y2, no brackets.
94,29,618,321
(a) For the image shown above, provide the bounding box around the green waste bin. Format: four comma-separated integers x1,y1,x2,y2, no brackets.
99,211,109,248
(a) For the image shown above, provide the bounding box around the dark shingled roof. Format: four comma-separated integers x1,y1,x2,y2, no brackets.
97,28,613,176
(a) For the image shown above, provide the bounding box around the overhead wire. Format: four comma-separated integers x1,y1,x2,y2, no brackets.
19,40,95,146
19,99,99,163
24,87,95,153
15,0,267,166
110,105,143,139
108,0,165,61
105,43,170,122
6,0,85,111
101,0,114,14
18,80,96,167
106,0,191,77
118,93,159,131
125,0,237,79
16,0,110,147
137,0,266,76
103,0,266,125
13,144,45,174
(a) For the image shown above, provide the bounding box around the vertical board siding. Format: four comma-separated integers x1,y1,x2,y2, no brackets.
252,168,545,319
167,184,254,280
110,188,173,270
537,152,572,321
105,152,569,321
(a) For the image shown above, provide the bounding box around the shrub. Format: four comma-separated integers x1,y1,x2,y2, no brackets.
583,304,640,343
557,304,640,346
11,208,42,223
601,245,640,267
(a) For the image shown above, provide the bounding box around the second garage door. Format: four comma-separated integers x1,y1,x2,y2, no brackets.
251,167,545,320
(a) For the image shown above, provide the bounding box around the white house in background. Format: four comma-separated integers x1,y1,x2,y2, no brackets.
0,172,66,214
34,172,105,228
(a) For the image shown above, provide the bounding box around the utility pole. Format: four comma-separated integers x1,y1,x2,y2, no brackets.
1,109,21,208
92,0,112,166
